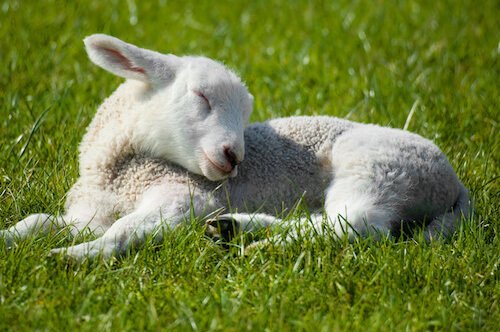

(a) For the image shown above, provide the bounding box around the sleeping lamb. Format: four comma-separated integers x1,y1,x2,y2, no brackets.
0,34,471,261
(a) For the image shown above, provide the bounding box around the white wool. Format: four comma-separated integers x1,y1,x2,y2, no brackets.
1,34,472,261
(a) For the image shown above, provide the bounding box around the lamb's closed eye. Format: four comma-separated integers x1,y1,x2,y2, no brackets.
192,90,211,110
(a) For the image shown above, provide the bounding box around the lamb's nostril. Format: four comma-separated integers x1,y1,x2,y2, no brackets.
223,147,238,169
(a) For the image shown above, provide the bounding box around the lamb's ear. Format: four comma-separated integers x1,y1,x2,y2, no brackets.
84,34,181,85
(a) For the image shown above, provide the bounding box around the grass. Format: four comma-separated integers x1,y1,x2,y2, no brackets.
1,0,499,330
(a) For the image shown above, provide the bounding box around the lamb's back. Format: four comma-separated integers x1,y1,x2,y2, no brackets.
226,116,356,212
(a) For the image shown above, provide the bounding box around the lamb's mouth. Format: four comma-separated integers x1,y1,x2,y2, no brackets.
202,150,237,178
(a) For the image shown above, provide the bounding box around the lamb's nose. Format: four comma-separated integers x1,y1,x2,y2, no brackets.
223,147,238,169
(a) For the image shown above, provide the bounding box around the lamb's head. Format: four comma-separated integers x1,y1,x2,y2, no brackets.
84,34,253,181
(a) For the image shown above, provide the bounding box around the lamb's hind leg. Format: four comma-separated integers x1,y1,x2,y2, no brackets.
320,175,395,240
206,177,395,246
244,176,396,247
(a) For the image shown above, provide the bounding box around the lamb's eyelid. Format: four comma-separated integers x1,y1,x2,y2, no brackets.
192,89,207,99
192,89,212,108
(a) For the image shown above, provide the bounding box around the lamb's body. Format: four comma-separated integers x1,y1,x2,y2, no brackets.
1,35,471,260
66,80,466,243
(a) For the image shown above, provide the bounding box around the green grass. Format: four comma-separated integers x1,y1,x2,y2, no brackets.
1,0,499,330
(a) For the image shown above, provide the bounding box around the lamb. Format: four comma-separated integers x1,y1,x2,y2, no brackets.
1,34,472,261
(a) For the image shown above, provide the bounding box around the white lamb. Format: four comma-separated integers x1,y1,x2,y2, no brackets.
1,34,472,261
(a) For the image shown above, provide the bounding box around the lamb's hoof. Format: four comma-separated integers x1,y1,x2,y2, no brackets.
205,215,240,242
51,247,92,263
48,248,71,261
0,230,16,249
243,239,272,256
47,248,83,269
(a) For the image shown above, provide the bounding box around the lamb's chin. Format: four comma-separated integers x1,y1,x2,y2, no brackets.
204,169,231,182
229,166,238,178
199,163,231,181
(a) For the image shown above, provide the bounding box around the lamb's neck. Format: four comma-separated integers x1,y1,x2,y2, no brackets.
106,80,170,157
78,80,156,175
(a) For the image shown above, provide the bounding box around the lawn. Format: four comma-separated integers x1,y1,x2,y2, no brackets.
1,0,499,330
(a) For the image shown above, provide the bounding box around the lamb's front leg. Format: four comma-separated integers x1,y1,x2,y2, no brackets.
1,214,67,247
50,209,170,261
51,185,217,261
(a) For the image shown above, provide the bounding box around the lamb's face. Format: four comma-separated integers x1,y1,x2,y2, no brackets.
84,34,253,181
158,58,253,181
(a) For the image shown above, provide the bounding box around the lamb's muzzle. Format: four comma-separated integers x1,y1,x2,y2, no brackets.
202,148,239,178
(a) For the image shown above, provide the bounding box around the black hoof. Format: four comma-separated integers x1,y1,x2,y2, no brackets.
205,216,240,242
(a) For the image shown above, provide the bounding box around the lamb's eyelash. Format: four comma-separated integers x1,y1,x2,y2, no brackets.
192,90,211,110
